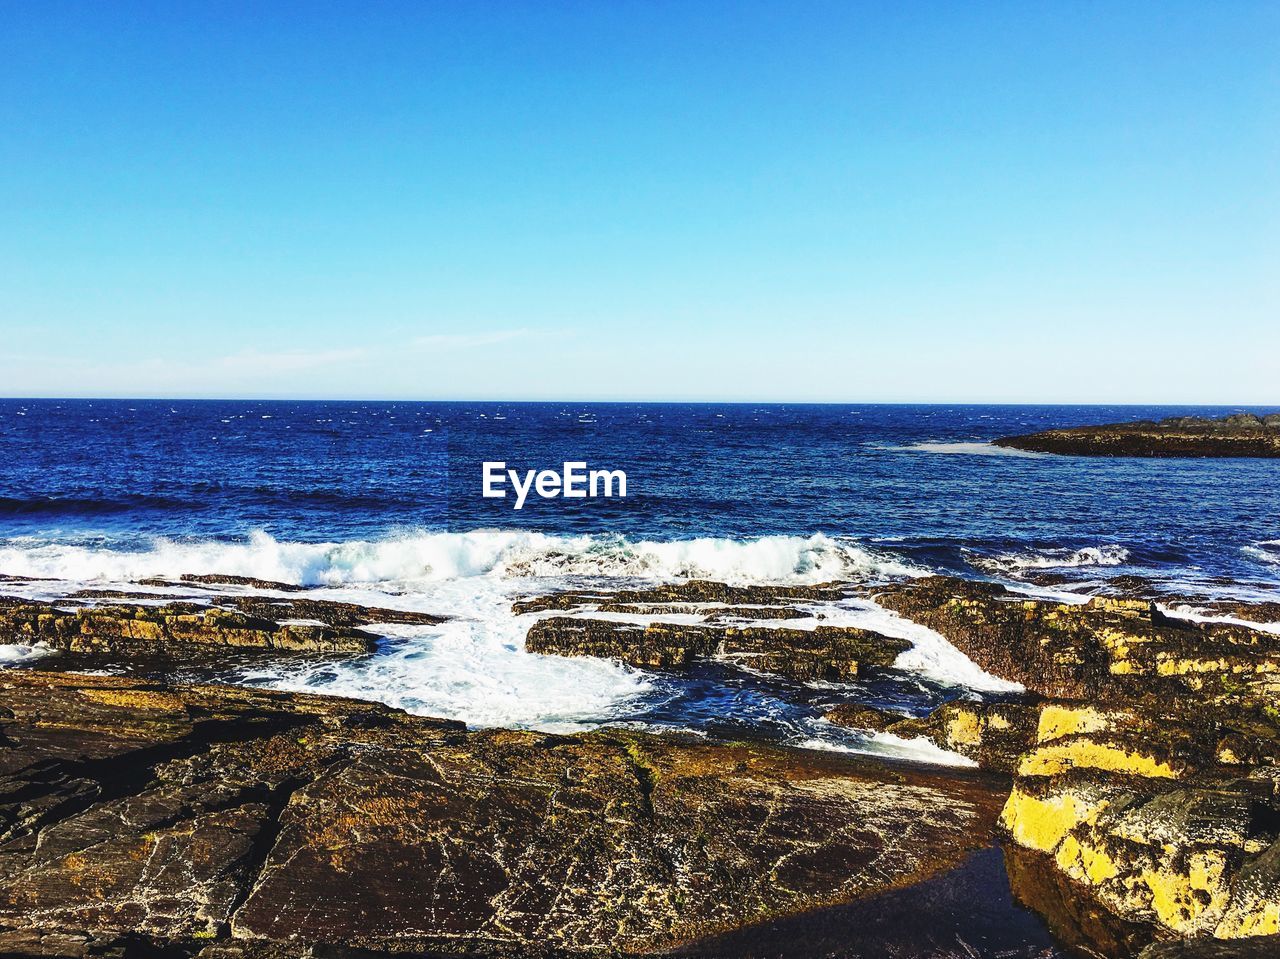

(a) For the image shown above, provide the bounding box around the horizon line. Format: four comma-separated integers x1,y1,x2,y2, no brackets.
1,396,1278,408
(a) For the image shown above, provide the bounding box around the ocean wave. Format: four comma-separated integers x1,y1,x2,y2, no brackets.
235,625,654,734
887,441,1044,459
1243,540,1280,567
974,544,1130,575
809,599,1023,694
0,493,197,517
796,731,978,768
1158,604,1280,637
0,644,50,664
0,529,923,588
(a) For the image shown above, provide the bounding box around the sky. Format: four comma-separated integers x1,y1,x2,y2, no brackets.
1,1,1277,403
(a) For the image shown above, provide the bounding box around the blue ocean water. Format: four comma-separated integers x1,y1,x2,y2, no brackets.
1,399,1278,590
1,399,1278,767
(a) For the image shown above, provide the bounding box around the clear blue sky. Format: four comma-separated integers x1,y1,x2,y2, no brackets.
2,1,1276,402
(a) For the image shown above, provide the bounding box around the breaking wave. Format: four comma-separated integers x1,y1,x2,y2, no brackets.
974,544,1130,575
890,441,1044,459
1244,540,1280,568
0,529,1017,760
798,731,979,768
0,529,923,588
0,644,49,665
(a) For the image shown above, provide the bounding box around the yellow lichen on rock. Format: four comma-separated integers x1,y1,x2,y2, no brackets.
1155,656,1274,677
1217,900,1280,938
80,688,184,711
1142,849,1231,934
945,708,985,747
1017,740,1177,779
1000,784,1106,853
1054,833,1120,884
1036,704,1112,743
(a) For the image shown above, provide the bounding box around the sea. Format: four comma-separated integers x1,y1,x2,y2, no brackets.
1,399,1278,763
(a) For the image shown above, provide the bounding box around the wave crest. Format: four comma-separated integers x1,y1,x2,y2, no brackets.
0,529,921,588
1244,540,1280,568
974,544,1130,575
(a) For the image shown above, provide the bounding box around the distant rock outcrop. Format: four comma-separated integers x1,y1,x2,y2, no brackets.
994,413,1280,457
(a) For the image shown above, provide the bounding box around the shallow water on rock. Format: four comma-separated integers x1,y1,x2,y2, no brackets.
677,846,1079,958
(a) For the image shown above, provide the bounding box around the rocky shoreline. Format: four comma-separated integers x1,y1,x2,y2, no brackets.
1,573,1278,956
994,413,1280,457
0,670,1008,957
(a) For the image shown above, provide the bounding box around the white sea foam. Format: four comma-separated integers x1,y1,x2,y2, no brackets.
1157,604,1280,637
237,640,653,734
0,530,1020,763
891,441,1044,458
796,730,979,768
230,577,655,733
0,529,921,589
977,544,1129,574
0,644,50,664
805,598,1024,693
1244,540,1280,567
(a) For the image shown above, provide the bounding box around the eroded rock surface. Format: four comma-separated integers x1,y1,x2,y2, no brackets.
526,617,909,681
156,574,311,592
517,580,911,682
874,577,1280,704
994,413,1280,457
209,595,445,630
512,580,849,615
0,670,1006,956
873,577,1280,948
0,596,376,656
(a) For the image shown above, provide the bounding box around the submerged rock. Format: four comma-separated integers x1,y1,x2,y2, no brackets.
512,579,848,615
994,414,1280,457
526,616,910,681
822,703,910,733
0,670,1006,955
1137,937,1280,958
211,595,446,629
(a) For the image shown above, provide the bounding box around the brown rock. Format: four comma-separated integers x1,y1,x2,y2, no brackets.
525,617,910,681
178,573,310,592
873,576,1280,705
1137,936,1280,958
889,700,1043,773
0,597,376,656
822,703,909,732
212,595,446,629
512,579,848,615
0,670,1007,955
868,576,1280,945
994,414,1280,457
